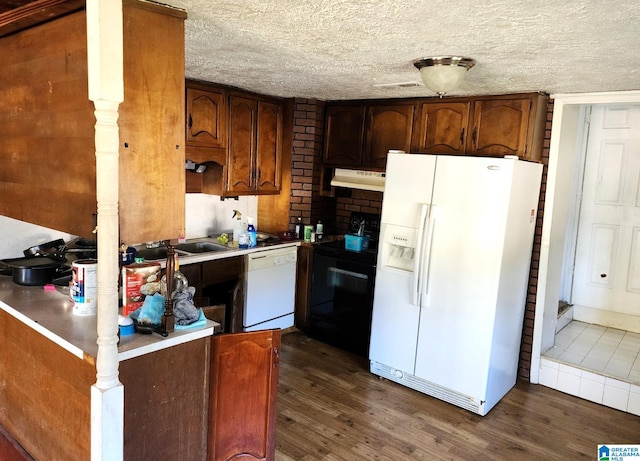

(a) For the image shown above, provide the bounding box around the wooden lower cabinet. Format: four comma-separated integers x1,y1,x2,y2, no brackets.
208,329,281,461
1,306,279,461
120,338,211,461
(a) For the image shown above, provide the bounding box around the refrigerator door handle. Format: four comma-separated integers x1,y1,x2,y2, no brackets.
420,205,437,307
412,203,430,305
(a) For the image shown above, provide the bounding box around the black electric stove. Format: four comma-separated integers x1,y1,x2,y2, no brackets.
309,212,381,356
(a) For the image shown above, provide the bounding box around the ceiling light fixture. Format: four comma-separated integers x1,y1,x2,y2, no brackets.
413,56,476,98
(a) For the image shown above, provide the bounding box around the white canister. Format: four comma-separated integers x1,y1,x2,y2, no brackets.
70,259,98,316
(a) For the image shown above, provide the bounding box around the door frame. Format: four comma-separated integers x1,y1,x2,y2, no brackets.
530,91,640,384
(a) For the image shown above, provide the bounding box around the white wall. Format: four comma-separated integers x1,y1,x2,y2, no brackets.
0,216,76,259
184,194,258,239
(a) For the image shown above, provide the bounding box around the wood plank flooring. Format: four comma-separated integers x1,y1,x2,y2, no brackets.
276,330,640,461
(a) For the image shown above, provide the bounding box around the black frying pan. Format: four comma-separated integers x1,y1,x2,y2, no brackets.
1,256,70,286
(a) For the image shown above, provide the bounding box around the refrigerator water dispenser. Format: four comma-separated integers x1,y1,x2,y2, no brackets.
380,224,416,272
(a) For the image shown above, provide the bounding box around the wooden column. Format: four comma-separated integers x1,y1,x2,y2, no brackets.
86,1,125,460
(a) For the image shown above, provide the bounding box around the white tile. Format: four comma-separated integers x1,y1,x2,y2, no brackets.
581,357,608,372
557,368,582,395
605,377,631,391
579,376,604,404
543,345,564,359
628,386,640,416
539,360,560,383
582,370,606,384
603,383,629,411
604,360,633,379
559,363,582,376
558,350,586,365
539,360,559,389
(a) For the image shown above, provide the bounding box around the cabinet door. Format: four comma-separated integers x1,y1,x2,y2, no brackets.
118,3,185,243
186,87,227,149
413,101,469,155
364,104,415,169
208,329,281,461
255,100,283,193
468,98,531,157
323,105,365,166
227,95,257,194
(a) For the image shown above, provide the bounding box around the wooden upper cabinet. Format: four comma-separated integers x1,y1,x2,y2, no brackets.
227,95,257,194
365,104,415,169
255,100,283,193
0,1,186,242
208,329,281,461
323,105,365,167
186,86,227,149
469,98,531,157
227,95,283,195
412,101,470,155
323,102,414,169
411,93,548,162
118,2,186,243
184,82,284,197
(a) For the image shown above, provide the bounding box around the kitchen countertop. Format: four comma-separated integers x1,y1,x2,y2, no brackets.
0,239,301,363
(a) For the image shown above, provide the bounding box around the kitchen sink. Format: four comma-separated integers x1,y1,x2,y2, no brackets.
135,247,171,261
175,241,229,253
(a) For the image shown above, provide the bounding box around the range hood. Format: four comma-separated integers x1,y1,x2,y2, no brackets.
330,168,386,192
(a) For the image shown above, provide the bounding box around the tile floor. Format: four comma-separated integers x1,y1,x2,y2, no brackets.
539,320,640,415
544,320,640,383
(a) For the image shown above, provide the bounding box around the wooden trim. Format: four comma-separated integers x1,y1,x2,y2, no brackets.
0,0,84,38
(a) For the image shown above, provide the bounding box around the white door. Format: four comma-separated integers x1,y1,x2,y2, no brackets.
572,105,640,317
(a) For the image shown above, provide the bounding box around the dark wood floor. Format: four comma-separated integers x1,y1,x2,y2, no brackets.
276,330,640,460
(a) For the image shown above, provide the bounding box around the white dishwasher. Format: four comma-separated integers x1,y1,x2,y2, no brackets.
244,246,297,331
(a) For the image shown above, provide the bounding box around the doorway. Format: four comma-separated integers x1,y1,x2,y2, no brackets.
565,105,640,332
532,92,640,413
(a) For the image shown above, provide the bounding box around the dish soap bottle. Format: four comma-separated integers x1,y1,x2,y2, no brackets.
232,210,243,249
247,217,257,248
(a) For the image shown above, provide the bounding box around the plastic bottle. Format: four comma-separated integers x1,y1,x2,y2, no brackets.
232,210,243,249
316,220,324,241
247,217,257,248
295,217,303,239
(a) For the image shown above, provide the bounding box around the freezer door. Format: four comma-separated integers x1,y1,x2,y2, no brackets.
381,153,436,227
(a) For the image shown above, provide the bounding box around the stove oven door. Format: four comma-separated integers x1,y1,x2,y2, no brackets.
309,249,376,356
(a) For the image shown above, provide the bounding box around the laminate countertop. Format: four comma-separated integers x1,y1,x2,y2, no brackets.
0,275,218,362
0,240,301,363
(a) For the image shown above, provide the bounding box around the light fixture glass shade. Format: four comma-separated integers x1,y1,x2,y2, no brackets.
413,56,475,97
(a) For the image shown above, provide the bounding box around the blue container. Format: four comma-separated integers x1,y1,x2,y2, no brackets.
344,234,370,252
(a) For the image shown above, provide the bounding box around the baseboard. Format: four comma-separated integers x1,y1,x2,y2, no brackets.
573,305,640,334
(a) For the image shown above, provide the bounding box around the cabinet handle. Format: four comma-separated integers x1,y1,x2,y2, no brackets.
188,114,193,130
472,127,477,146
273,346,280,366
460,128,465,147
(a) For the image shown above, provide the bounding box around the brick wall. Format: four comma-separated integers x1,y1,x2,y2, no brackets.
289,98,326,229
518,98,554,380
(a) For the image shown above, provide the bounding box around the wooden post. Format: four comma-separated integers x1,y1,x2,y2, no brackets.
162,241,176,333
86,0,124,460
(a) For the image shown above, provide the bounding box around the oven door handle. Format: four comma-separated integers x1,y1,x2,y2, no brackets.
328,267,369,280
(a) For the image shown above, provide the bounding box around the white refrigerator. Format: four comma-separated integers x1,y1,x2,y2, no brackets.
369,153,542,415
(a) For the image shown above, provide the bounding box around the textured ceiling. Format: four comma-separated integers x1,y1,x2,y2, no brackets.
178,1,639,100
